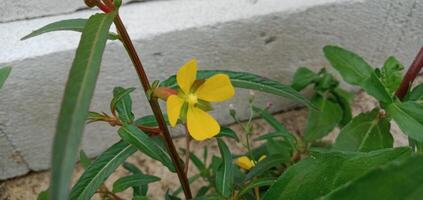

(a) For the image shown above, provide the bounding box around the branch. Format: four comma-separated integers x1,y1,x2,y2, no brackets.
395,47,423,100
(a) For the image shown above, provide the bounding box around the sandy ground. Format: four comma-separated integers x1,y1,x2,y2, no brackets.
0,91,409,200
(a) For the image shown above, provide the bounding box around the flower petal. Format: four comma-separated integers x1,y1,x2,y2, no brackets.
236,156,254,170
167,95,184,127
187,106,220,141
196,74,235,102
177,59,197,94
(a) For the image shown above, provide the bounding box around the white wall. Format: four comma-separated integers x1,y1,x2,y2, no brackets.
0,0,422,179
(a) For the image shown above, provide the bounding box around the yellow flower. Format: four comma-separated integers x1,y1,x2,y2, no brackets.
166,59,235,141
236,155,266,170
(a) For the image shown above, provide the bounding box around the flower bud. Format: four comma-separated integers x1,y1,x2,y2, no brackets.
153,87,177,100
248,90,255,103
229,104,236,118
84,0,99,7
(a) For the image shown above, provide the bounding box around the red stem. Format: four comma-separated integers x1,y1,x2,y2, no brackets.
113,14,192,199
395,47,423,99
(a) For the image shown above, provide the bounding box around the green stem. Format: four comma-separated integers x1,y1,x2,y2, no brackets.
113,14,192,199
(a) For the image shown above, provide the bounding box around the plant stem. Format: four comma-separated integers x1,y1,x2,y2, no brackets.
114,14,192,199
395,47,423,100
184,129,192,175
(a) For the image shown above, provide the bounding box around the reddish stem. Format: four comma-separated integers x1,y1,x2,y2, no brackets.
97,2,112,13
395,47,423,99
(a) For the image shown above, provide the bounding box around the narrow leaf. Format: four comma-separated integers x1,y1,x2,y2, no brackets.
215,139,234,197
21,18,119,40
79,150,92,169
160,70,313,108
70,140,136,200
253,106,294,147
333,109,393,152
190,153,207,173
0,66,11,89
112,174,160,193
304,95,342,142
216,127,239,142
50,12,116,200
123,162,149,196
238,177,276,196
118,124,176,172
112,87,135,123
134,114,170,127
245,156,287,180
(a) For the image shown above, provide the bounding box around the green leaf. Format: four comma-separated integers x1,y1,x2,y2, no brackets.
134,114,170,127
263,147,411,200
70,140,136,200
79,150,92,169
333,109,393,152
323,45,373,85
387,101,423,141
173,174,202,196
196,186,210,197
215,127,239,142
315,72,339,92
379,56,404,94
252,106,294,147
361,73,392,103
133,196,150,200
112,174,160,193
21,18,119,40
265,139,292,159
37,189,49,200
304,95,342,142
215,139,234,197
112,87,135,123
118,124,176,172
122,162,148,196
165,191,182,200
323,155,423,200
190,153,207,174
323,46,392,103
291,67,318,91
245,156,287,180
86,111,107,123
160,70,313,108
0,66,11,89
406,83,423,102
50,12,116,200
254,131,288,141
331,88,353,126
238,177,276,197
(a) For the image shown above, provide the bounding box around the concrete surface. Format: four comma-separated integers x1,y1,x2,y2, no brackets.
0,0,159,23
0,0,422,179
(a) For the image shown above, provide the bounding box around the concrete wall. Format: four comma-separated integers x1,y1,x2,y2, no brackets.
0,0,422,179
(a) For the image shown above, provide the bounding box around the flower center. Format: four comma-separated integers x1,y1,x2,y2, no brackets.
186,93,198,105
